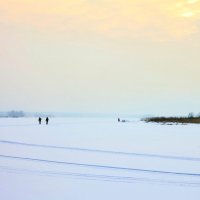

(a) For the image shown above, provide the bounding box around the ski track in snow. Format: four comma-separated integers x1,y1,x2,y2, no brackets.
0,154,200,177
0,140,200,162
0,165,200,187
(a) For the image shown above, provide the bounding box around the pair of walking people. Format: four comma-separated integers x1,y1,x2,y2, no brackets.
38,117,49,125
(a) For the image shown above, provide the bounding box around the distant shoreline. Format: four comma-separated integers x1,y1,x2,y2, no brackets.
143,116,200,124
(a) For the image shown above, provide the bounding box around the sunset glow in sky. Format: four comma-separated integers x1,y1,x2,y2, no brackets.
1,0,200,115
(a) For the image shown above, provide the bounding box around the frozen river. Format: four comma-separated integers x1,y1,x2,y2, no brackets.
0,118,200,200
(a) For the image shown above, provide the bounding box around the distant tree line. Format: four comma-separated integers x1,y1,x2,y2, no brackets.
7,110,25,118
143,112,200,124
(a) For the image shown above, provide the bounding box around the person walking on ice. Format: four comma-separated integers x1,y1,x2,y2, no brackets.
46,117,49,125
38,117,42,125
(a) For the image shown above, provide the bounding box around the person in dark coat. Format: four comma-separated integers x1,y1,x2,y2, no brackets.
46,117,49,125
38,117,42,125
118,118,120,122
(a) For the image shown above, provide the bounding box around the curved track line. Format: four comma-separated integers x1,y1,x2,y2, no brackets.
0,166,200,186
0,154,200,177
0,140,200,161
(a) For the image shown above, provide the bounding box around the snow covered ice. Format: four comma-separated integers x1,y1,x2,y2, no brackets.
0,117,200,200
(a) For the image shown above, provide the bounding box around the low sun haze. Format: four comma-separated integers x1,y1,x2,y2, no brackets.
1,0,200,115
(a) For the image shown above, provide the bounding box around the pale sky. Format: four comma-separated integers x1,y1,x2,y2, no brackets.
1,0,200,115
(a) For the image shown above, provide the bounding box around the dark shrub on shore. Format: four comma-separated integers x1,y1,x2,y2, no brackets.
143,116,200,124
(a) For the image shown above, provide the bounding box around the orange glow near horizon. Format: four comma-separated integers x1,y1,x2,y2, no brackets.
0,0,200,40
1,0,200,114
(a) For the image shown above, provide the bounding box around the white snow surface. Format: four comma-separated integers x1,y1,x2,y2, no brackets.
0,117,200,200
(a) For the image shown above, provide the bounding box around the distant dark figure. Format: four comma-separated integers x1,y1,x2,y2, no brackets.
46,117,49,125
38,117,42,125
118,118,120,122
